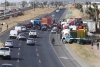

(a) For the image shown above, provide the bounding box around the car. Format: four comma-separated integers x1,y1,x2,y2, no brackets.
29,30,37,38
26,23,32,28
56,9,59,12
41,25,47,31
51,27,58,33
26,38,35,45
1,64,12,67
17,33,26,40
21,26,26,32
5,40,14,48
0,47,11,60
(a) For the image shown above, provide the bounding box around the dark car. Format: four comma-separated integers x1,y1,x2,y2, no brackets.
26,24,32,28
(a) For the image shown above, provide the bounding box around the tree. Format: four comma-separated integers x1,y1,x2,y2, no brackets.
43,1,47,7
85,2,100,31
5,1,10,6
21,1,27,7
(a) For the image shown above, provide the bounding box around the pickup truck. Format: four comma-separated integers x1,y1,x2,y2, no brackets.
0,47,11,60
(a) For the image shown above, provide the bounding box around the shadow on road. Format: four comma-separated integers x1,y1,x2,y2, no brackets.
11,57,24,61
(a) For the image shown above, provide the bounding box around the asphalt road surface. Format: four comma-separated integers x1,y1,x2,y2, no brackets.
0,8,81,67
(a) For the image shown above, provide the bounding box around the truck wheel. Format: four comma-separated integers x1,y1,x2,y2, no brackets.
69,40,73,44
62,39,66,44
8,56,11,60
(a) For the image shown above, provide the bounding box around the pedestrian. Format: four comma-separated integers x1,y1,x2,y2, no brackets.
7,24,8,30
91,41,94,49
97,42,99,50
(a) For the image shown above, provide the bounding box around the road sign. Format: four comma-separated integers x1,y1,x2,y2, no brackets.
68,11,72,14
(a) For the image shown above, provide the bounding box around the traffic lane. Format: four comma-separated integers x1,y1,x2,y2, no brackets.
35,30,63,67
0,28,13,43
50,33,81,67
19,32,41,67
55,9,66,23
56,34,81,67
48,8,66,23
0,38,20,67
51,8,65,18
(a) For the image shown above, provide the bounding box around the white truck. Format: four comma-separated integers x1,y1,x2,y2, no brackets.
84,20,96,32
9,30,18,38
0,47,11,60
29,30,37,38
14,26,22,33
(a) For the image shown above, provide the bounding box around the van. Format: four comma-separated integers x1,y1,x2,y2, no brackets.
14,26,22,33
9,30,18,38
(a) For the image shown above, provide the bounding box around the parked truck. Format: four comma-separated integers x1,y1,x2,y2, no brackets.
0,47,11,59
61,29,99,44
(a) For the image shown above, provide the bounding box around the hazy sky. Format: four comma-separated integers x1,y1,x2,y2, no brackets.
0,0,100,2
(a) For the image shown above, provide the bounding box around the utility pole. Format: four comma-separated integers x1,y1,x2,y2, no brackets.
5,0,6,10
74,0,75,6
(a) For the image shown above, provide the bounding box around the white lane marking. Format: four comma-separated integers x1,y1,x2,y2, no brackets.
17,59,19,62
60,57,69,59
49,33,66,67
36,49,37,51
19,48,20,50
18,53,20,55
39,60,41,63
37,53,39,56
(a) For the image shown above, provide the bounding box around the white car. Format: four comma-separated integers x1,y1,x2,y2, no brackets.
0,47,11,59
51,27,58,33
5,40,14,48
26,38,35,45
21,26,26,32
56,9,59,12
29,30,37,38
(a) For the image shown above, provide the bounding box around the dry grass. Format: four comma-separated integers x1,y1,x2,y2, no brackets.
69,43,99,67
66,6,89,19
66,6,100,67
0,42,4,47
0,8,55,32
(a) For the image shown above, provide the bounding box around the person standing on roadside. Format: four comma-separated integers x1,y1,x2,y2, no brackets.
97,42,99,50
7,24,8,30
91,41,94,49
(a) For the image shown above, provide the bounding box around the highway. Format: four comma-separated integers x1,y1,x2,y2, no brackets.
0,8,81,67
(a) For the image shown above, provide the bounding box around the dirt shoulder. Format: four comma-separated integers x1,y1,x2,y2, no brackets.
66,6,100,67
0,8,55,32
